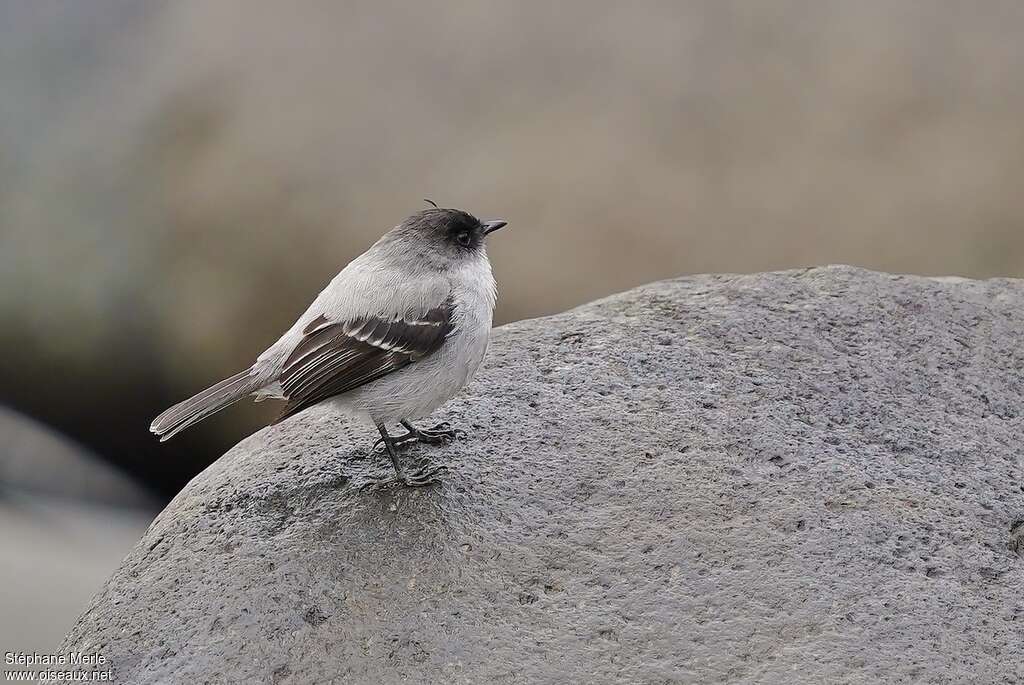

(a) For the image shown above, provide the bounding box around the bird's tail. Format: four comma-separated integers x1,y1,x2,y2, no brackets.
150,369,259,442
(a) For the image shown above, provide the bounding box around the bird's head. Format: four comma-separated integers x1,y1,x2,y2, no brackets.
393,204,507,264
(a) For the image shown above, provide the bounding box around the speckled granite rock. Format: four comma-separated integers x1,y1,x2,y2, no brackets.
58,267,1024,684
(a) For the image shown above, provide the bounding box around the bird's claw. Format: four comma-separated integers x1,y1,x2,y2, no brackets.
368,422,457,488
373,433,418,452
398,462,448,487
358,463,447,490
375,423,466,449
415,422,466,444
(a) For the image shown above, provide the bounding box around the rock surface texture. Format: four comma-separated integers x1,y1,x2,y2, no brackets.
59,267,1024,684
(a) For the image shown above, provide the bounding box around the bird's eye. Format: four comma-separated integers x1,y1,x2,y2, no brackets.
456,231,472,247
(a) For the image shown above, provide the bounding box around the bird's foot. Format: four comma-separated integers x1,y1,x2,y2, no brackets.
410,422,466,445
372,434,419,452
373,422,465,451
397,460,448,487
358,461,447,490
369,422,448,489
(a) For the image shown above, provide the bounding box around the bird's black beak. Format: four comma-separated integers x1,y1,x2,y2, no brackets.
482,219,508,235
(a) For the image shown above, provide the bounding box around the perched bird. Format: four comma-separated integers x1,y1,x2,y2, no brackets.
151,206,507,486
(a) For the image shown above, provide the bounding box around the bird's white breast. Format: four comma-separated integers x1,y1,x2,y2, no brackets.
329,251,496,424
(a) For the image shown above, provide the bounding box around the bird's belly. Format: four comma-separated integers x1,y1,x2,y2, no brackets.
334,322,490,425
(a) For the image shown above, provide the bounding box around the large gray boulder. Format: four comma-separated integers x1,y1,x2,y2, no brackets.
59,267,1023,684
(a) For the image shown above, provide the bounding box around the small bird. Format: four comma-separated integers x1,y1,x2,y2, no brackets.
151,205,507,486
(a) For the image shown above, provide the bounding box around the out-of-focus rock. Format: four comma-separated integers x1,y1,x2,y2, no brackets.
0,409,155,669
0,406,156,508
57,268,1024,683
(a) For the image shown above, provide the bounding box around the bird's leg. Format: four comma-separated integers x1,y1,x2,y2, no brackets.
375,423,404,475
374,423,443,487
400,420,466,444
372,427,417,451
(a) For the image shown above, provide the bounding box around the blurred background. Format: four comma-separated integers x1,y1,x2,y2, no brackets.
2,0,1024,662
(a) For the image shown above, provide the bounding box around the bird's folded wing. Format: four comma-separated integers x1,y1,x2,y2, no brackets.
276,299,454,421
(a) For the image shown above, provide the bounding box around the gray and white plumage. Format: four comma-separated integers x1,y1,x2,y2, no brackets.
151,208,505,449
